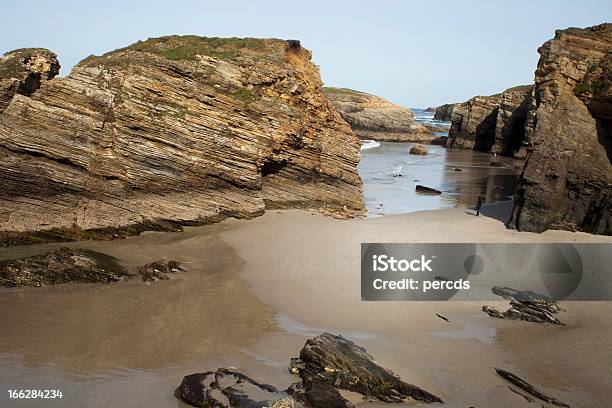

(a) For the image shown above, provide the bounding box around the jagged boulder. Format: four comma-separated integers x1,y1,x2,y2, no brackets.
0,48,59,113
508,24,612,235
175,368,304,408
323,87,435,142
0,36,364,245
290,333,442,404
176,334,442,407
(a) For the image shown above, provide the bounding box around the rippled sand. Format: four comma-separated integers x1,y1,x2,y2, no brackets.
1,209,611,407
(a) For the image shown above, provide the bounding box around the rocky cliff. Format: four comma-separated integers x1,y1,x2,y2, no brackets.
508,24,612,234
433,103,456,121
322,87,434,142
446,86,532,156
0,36,364,245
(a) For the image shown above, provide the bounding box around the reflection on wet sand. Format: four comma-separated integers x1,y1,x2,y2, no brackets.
359,142,521,217
0,228,276,374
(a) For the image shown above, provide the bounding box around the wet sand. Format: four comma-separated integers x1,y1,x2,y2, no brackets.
1,209,611,407
359,142,521,217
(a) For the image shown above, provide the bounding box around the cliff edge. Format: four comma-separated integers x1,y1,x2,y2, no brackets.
323,87,434,142
0,37,364,244
509,24,612,234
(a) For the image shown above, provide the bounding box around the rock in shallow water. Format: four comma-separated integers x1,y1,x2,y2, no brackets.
409,144,428,155
415,185,441,195
0,247,130,287
138,259,185,281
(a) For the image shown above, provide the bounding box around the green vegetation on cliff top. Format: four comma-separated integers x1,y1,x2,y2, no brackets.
80,35,277,68
0,48,57,79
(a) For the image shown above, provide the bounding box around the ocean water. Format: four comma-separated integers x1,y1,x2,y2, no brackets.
358,108,521,217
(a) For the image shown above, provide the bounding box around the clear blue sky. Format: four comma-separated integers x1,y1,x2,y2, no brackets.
1,0,610,107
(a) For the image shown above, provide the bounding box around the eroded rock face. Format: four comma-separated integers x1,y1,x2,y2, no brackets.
0,48,60,112
175,368,304,408
446,86,533,156
433,103,456,121
509,24,612,234
291,333,442,404
322,87,434,142
0,37,364,245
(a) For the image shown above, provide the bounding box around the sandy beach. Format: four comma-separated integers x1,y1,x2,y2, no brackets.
1,208,611,408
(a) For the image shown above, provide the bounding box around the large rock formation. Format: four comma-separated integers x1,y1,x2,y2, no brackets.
446,85,532,156
508,24,612,234
433,103,456,121
0,48,60,113
322,87,434,142
0,37,364,245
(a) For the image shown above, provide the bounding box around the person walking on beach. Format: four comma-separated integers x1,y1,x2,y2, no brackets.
475,196,483,216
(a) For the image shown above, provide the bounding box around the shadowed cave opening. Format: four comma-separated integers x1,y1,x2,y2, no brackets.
261,158,288,177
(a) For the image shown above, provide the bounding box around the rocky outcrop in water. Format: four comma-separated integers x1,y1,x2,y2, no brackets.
322,87,434,142
0,247,131,287
446,85,532,156
509,24,612,234
0,37,364,245
433,103,456,121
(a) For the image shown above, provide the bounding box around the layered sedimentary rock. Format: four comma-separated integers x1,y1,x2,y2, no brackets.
491,86,533,157
509,24,612,234
322,87,434,142
433,103,456,121
0,37,364,245
447,94,501,151
446,85,532,156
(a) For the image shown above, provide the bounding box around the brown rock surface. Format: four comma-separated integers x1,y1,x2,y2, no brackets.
0,48,60,113
322,87,434,142
433,103,456,121
446,85,532,157
0,37,364,245
509,24,612,234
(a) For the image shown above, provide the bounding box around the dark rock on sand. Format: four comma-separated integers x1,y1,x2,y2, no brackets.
175,368,303,408
176,333,442,407
290,333,442,404
416,185,441,195
0,247,131,287
482,286,565,325
508,24,612,235
138,260,185,281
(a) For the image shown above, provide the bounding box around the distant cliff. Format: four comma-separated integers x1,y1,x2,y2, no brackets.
0,37,364,244
446,85,532,157
433,103,456,121
508,24,612,235
323,87,434,142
